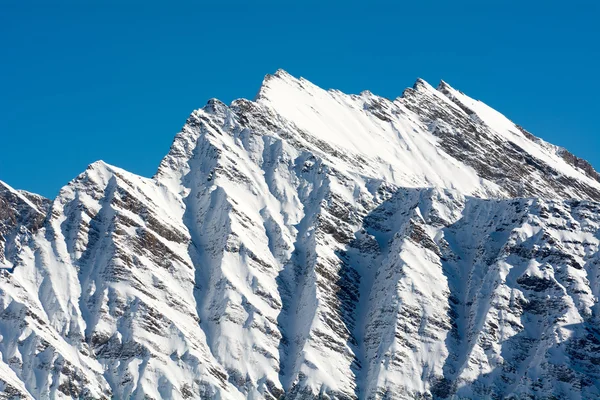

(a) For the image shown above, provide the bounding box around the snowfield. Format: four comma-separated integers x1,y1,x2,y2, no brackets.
2,70,600,399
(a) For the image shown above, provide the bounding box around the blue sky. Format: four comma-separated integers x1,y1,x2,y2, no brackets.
1,1,598,198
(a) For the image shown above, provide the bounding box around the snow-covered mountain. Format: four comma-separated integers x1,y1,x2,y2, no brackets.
2,70,600,399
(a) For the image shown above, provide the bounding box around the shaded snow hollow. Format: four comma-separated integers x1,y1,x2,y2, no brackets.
2,70,600,399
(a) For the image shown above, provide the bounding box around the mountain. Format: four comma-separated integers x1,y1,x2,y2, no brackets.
2,70,600,399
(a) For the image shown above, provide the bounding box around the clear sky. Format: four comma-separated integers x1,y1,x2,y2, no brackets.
1,1,598,198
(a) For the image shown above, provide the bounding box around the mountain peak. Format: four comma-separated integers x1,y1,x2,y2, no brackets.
86,159,109,170
437,79,465,98
412,77,433,90
75,160,124,190
437,79,453,91
255,68,302,101
407,78,455,97
4,71,600,399
400,77,438,99
203,98,228,114
273,68,293,78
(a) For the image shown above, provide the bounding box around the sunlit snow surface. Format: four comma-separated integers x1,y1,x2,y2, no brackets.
2,70,600,399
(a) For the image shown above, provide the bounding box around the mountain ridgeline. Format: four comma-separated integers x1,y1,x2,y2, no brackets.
2,70,600,399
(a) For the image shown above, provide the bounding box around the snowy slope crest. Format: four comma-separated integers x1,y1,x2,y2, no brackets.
2,70,600,399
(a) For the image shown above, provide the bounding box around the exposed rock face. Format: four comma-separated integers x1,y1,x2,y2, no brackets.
2,70,600,399
0,182,49,269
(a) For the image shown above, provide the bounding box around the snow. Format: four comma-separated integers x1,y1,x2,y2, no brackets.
256,70,503,199
0,180,45,215
2,70,600,399
438,82,600,191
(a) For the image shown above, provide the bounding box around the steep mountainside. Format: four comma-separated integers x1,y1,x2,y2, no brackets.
1,70,600,399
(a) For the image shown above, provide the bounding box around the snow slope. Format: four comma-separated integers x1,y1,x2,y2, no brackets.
2,70,600,399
